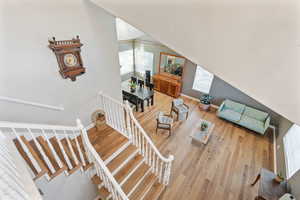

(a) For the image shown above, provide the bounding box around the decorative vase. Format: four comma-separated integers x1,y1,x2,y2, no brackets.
274,175,284,183
199,103,210,111
130,87,136,93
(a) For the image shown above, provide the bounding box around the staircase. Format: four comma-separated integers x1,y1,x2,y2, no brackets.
0,92,174,200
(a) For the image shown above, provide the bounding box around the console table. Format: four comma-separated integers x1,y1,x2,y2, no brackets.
152,74,181,98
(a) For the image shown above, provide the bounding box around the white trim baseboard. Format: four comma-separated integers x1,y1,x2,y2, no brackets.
180,93,219,109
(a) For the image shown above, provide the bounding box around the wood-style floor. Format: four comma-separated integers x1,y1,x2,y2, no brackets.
134,91,274,200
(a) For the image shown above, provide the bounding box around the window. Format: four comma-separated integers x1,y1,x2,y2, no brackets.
135,45,154,75
119,50,134,75
192,65,214,94
284,124,300,178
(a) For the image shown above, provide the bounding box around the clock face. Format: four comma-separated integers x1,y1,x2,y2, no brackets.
64,53,78,67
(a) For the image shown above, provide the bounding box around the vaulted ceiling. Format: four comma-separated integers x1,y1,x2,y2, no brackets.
92,0,300,124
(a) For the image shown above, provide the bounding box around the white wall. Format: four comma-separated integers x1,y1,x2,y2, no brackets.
0,1,121,199
35,169,97,200
91,0,300,126
0,0,122,127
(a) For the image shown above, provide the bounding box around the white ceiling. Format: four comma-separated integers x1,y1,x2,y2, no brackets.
92,0,300,125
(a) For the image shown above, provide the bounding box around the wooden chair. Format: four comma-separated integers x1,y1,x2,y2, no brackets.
122,91,139,111
138,79,144,87
170,98,189,121
156,112,173,137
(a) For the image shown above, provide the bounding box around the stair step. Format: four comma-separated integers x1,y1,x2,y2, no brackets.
129,173,157,200
107,145,137,172
49,137,71,171
143,180,165,200
29,139,53,177
13,136,47,180
114,154,143,183
77,135,93,171
100,136,128,161
36,136,62,171
122,163,150,194
60,138,78,168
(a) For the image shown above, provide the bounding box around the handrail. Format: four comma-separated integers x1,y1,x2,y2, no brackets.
0,121,78,132
124,101,174,163
0,96,64,111
0,120,86,181
97,91,174,186
76,119,129,200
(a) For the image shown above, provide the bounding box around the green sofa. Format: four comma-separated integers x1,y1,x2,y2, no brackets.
217,99,270,134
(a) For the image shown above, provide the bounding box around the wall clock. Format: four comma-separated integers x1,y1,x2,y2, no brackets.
48,36,86,81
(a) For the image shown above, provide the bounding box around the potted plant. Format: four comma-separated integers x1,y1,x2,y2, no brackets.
200,121,209,131
129,81,137,92
274,172,285,183
199,94,213,111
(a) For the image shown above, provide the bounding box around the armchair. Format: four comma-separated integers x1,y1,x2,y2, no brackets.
156,112,173,137
170,98,189,121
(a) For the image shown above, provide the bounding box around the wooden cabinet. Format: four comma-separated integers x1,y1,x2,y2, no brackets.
152,74,181,98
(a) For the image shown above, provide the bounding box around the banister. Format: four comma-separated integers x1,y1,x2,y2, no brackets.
124,101,174,163
0,96,64,111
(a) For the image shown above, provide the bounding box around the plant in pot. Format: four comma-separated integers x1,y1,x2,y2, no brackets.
129,81,137,92
199,94,213,111
200,121,209,131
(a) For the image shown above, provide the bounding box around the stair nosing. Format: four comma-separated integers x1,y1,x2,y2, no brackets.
127,168,152,197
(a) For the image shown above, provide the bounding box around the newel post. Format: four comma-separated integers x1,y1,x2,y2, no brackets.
124,101,133,141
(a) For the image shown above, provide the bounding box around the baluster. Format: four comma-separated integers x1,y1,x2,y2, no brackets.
150,148,154,172
155,156,159,176
137,130,141,154
41,129,64,169
27,128,56,174
141,137,149,164
125,106,132,140
65,132,79,166
131,120,136,145
159,160,163,183
109,101,116,129
115,103,121,132
166,161,173,185
74,131,86,167
11,129,42,174
54,130,73,170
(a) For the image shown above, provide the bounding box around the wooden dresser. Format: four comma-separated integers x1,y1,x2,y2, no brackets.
152,73,182,98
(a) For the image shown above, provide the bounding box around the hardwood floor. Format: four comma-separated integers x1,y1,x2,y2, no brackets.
134,91,274,200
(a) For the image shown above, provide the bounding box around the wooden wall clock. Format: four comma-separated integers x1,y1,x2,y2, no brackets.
48,36,86,81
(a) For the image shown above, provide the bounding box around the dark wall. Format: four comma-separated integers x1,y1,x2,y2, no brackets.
182,60,282,126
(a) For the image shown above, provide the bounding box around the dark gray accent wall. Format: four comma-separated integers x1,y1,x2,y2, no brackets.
182,60,282,126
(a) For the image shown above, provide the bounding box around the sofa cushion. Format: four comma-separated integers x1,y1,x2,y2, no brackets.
239,115,264,133
223,99,245,114
244,106,268,121
218,109,242,122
